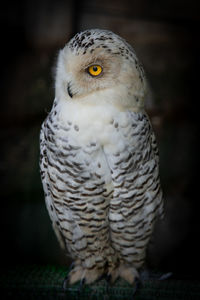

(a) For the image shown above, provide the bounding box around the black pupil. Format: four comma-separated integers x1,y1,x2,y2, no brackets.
93,66,98,72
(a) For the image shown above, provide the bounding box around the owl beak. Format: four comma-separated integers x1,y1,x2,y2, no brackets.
67,83,73,98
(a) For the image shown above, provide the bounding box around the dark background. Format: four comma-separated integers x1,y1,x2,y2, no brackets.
1,0,199,279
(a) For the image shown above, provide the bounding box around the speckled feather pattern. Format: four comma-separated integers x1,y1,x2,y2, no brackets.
40,29,164,285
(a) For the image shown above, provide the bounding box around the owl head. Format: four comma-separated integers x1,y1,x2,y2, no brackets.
55,29,147,110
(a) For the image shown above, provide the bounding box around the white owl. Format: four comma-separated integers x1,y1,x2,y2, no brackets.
40,29,164,286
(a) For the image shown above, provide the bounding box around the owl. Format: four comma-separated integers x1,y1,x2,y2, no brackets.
40,29,164,286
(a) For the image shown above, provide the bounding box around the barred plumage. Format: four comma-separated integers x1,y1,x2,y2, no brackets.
40,29,164,285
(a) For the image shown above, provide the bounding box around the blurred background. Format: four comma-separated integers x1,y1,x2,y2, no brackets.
1,0,199,279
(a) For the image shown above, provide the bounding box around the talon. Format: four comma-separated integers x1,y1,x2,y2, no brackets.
106,274,112,283
131,277,142,296
135,277,142,289
78,278,85,292
63,275,69,291
80,277,86,286
98,273,106,281
69,262,75,271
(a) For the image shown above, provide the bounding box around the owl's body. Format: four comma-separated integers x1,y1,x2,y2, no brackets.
40,29,164,285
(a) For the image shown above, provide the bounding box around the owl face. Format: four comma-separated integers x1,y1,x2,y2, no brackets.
55,29,146,110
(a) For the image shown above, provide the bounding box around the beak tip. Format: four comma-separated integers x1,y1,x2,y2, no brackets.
67,83,73,98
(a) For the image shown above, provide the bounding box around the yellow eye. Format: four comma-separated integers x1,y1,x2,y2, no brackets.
88,65,103,77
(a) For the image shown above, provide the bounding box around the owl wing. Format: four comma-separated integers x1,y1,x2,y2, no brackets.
39,113,115,275
103,111,164,268
39,120,66,250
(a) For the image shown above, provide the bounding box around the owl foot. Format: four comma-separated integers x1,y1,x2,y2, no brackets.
119,265,139,284
108,264,139,285
84,268,105,284
67,264,85,285
63,262,76,290
66,264,105,285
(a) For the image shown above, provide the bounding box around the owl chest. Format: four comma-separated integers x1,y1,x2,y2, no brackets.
46,106,149,180
55,101,137,148
47,108,149,173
